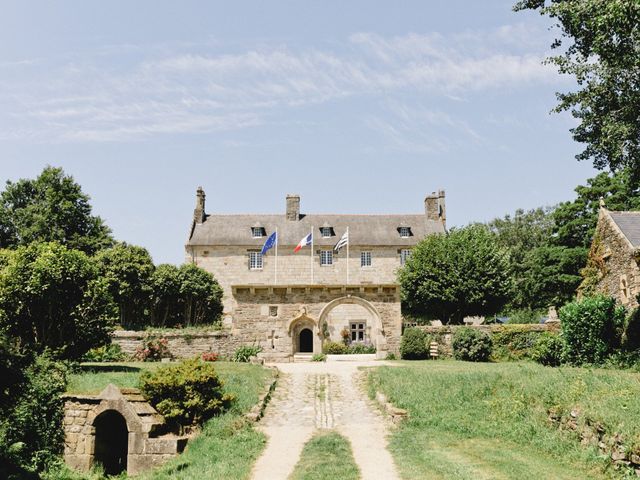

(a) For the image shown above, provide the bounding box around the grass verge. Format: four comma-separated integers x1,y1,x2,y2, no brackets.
369,361,640,480
289,431,360,480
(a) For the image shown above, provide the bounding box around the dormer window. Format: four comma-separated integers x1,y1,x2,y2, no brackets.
399,226,411,238
251,227,265,238
320,226,332,238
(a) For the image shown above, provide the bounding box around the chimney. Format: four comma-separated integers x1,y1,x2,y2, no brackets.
438,189,446,228
425,192,439,221
194,186,206,224
286,194,300,221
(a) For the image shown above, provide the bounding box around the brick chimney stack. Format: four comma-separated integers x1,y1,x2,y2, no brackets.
425,190,446,227
194,186,206,224
286,194,300,221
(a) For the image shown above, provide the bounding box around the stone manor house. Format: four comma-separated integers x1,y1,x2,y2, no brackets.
185,188,446,360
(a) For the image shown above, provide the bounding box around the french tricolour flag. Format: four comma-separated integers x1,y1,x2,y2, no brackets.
294,232,312,253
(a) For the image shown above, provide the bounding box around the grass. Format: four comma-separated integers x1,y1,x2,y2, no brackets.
369,360,640,480
59,361,274,480
289,431,360,480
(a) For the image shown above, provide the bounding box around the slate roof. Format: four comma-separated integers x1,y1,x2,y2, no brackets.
609,211,640,248
188,214,445,247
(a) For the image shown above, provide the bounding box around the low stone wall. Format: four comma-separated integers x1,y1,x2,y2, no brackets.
413,323,560,357
112,330,242,359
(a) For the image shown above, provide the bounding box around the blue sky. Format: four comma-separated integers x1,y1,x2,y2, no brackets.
0,1,596,264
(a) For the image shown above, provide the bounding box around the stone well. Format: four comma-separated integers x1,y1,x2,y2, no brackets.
63,384,188,476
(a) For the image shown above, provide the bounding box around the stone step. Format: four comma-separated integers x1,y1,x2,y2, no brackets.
293,353,314,363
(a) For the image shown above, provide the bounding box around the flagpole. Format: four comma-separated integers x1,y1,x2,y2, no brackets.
311,226,314,284
346,226,350,285
274,228,278,285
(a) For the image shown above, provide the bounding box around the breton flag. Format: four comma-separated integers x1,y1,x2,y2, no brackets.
334,230,349,252
260,231,277,255
294,232,313,253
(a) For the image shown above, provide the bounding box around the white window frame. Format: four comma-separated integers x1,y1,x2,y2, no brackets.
350,322,366,342
399,227,411,238
320,250,333,266
361,251,372,268
321,227,332,238
251,227,264,238
400,249,411,265
249,251,263,270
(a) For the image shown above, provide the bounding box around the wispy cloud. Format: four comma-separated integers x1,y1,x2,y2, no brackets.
0,23,562,143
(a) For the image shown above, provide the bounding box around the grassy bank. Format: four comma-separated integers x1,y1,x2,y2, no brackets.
56,361,274,480
368,361,640,479
289,431,360,480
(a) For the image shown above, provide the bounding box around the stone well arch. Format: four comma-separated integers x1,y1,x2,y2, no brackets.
318,295,387,352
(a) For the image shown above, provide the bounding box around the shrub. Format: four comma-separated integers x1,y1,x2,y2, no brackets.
385,352,397,360
452,327,492,362
507,308,543,324
232,345,262,363
134,337,171,362
82,343,125,362
139,358,234,430
201,352,219,362
347,342,376,354
531,333,565,367
560,295,625,365
400,328,429,360
623,300,640,351
323,341,348,355
311,353,327,362
491,326,541,361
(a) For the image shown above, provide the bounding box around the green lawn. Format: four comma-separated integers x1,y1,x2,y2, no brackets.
289,431,360,480
59,361,275,480
368,361,640,480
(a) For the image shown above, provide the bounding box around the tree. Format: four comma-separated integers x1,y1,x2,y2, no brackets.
95,243,155,329
0,166,113,254
0,242,115,360
150,264,182,327
177,264,224,326
515,0,640,178
399,225,512,324
551,169,640,249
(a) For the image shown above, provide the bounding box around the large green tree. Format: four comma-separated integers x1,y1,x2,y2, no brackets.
399,225,512,324
515,0,640,177
0,242,115,359
0,166,113,254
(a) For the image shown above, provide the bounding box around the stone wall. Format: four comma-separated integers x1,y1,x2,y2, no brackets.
591,209,640,309
414,323,560,356
112,330,241,359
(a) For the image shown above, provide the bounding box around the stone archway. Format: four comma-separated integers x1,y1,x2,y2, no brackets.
288,310,319,354
318,296,386,353
94,410,128,475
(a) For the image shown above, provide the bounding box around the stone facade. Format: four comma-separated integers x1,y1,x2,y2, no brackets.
587,206,640,309
63,384,187,476
184,190,446,360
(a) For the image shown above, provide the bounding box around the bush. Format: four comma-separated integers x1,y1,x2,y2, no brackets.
623,300,640,351
201,352,219,362
507,309,543,324
134,337,171,362
347,342,376,354
491,326,541,361
139,358,234,430
323,341,348,354
452,327,492,362
531,333,565,367
400,328,429,360
560,295,625,365
311,353,327,362
82,343,125,362
385,352,397,360
232,345,262,363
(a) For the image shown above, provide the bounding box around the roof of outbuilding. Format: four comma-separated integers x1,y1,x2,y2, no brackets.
187,214,445,247
609,211,640,248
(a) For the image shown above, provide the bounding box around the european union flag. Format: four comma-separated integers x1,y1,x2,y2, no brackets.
261,231,277,255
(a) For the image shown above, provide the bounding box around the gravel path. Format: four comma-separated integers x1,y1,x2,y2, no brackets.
250,361,400,480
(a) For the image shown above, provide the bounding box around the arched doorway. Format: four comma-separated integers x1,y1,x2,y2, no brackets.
318,296,384,353
94,410,128,475
299,328,313,353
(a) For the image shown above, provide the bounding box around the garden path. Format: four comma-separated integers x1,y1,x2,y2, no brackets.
250,361,400,480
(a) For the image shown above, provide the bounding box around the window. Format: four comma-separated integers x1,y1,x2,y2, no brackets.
321,227,332,238
269,306,278,317
361,251,372,267
350,322,366,342
320,250,333,266
251,227,264,238
399,226,411,238
400,249,411,265
249,251,263,270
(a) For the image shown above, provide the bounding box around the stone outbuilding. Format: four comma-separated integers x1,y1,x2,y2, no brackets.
584,203,640,308
63,384,188,476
